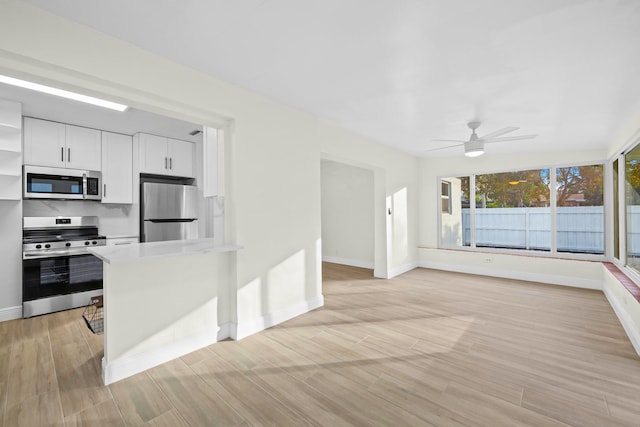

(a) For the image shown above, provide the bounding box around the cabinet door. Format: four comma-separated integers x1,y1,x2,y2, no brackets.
65,125,101,171
139,133,168,175
102,132,133,204
23,117,65,167
167,138,194,178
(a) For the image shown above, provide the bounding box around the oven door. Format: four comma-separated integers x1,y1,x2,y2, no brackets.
23,253,103,303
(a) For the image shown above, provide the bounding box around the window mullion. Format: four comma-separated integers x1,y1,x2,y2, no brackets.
470,174,476,248
619,155,627,265
550,167,557,254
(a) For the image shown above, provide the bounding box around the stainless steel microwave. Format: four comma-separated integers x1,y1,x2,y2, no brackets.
23,165,102,200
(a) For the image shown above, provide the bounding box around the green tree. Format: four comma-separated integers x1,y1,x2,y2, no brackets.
556,165,603,207
475,169,549,208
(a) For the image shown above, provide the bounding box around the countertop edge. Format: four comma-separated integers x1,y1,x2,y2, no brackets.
89,239,242,264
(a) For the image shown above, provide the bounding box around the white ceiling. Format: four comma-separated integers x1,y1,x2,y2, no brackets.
19,0,640,157
0,83,203,143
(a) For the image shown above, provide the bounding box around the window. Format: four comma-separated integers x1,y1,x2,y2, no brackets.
440,176,470,247
556,165,604,254
475,169,550,251
439,164,605,259
613,159,619,260
625,145,640,271
441,181,451,214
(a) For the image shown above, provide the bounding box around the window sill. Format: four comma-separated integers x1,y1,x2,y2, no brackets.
431,245,606,263
605,263,640,302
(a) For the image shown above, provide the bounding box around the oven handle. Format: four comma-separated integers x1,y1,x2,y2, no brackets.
23,249,95,260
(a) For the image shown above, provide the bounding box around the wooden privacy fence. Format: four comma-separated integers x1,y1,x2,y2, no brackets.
462,206,606,253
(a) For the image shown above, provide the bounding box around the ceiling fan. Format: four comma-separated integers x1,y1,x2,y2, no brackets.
427,121,537,157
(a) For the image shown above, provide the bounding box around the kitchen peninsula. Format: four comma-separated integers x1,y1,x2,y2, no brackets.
89,238,241,385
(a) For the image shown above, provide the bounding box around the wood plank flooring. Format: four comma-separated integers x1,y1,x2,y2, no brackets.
1,262,639,426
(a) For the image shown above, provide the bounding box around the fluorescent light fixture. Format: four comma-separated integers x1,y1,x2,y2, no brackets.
0,75,128,112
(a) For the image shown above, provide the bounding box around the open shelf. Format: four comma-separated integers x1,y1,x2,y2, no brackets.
0,123,20,135
0,174,21,201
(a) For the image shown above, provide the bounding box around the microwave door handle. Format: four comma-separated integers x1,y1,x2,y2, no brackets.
82,173,87,199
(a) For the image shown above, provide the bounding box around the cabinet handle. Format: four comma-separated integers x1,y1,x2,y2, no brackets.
68,148,71,163
103,183,106,198
61,147,64,162
169,157,172,170
165,157,168,169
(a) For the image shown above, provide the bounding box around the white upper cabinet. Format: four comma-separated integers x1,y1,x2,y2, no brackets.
23,117,65,168
167,138,194,178
138,133,167,175
101,131,133,204
65,124,101,171
23,117,101,170
138,133,194,178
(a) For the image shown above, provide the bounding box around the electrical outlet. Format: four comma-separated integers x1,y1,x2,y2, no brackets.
484,257,493,263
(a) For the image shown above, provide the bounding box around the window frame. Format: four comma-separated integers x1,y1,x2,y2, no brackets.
437,160,608,262
441,180,452,214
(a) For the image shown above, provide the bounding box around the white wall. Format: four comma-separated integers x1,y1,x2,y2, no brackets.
603,266,640,355
0,1,419,331
319,125,419,278
23,200,138,237
321,160,374,269
0,100,22,320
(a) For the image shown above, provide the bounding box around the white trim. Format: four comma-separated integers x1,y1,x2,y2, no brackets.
603,285,640,356
322,256,374,269
0,306,22,322
375,261,418,279
418,260,602,290
102,329,218,385
232,295,324,341
217,322,232,341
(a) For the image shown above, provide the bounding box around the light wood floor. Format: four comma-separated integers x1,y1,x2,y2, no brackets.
1,263,640,426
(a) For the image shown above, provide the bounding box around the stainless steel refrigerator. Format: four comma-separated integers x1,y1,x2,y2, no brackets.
141,182,198,242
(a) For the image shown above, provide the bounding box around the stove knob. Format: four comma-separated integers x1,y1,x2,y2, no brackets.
92,241,97,245
85,241,90,246
65,242,71,247
35,244,42,249
44,244,51,249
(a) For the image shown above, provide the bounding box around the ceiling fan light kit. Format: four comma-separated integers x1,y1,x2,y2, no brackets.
428,121,537,157
464,140,485,157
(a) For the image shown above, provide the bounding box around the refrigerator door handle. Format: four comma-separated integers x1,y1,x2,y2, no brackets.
147,218,197,223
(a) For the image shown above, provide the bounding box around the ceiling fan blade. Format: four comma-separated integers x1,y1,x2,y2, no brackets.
430,139,467,143
479,126,519,140
484,134,537,144
423,143,464,153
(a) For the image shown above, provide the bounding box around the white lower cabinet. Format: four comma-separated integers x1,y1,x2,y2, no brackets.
101,132,133,204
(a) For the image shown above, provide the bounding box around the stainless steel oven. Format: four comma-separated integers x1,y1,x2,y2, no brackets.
22,216,106,318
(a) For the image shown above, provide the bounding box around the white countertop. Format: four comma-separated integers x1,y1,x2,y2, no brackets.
89,238,241,264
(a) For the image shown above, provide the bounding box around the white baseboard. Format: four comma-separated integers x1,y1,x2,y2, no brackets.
322,256,374,269
231,295,324,341
0,305,22,322
102,329,218,385
217,322,232,341
375,261,418,279
603,285,640,356
418,260,602,290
